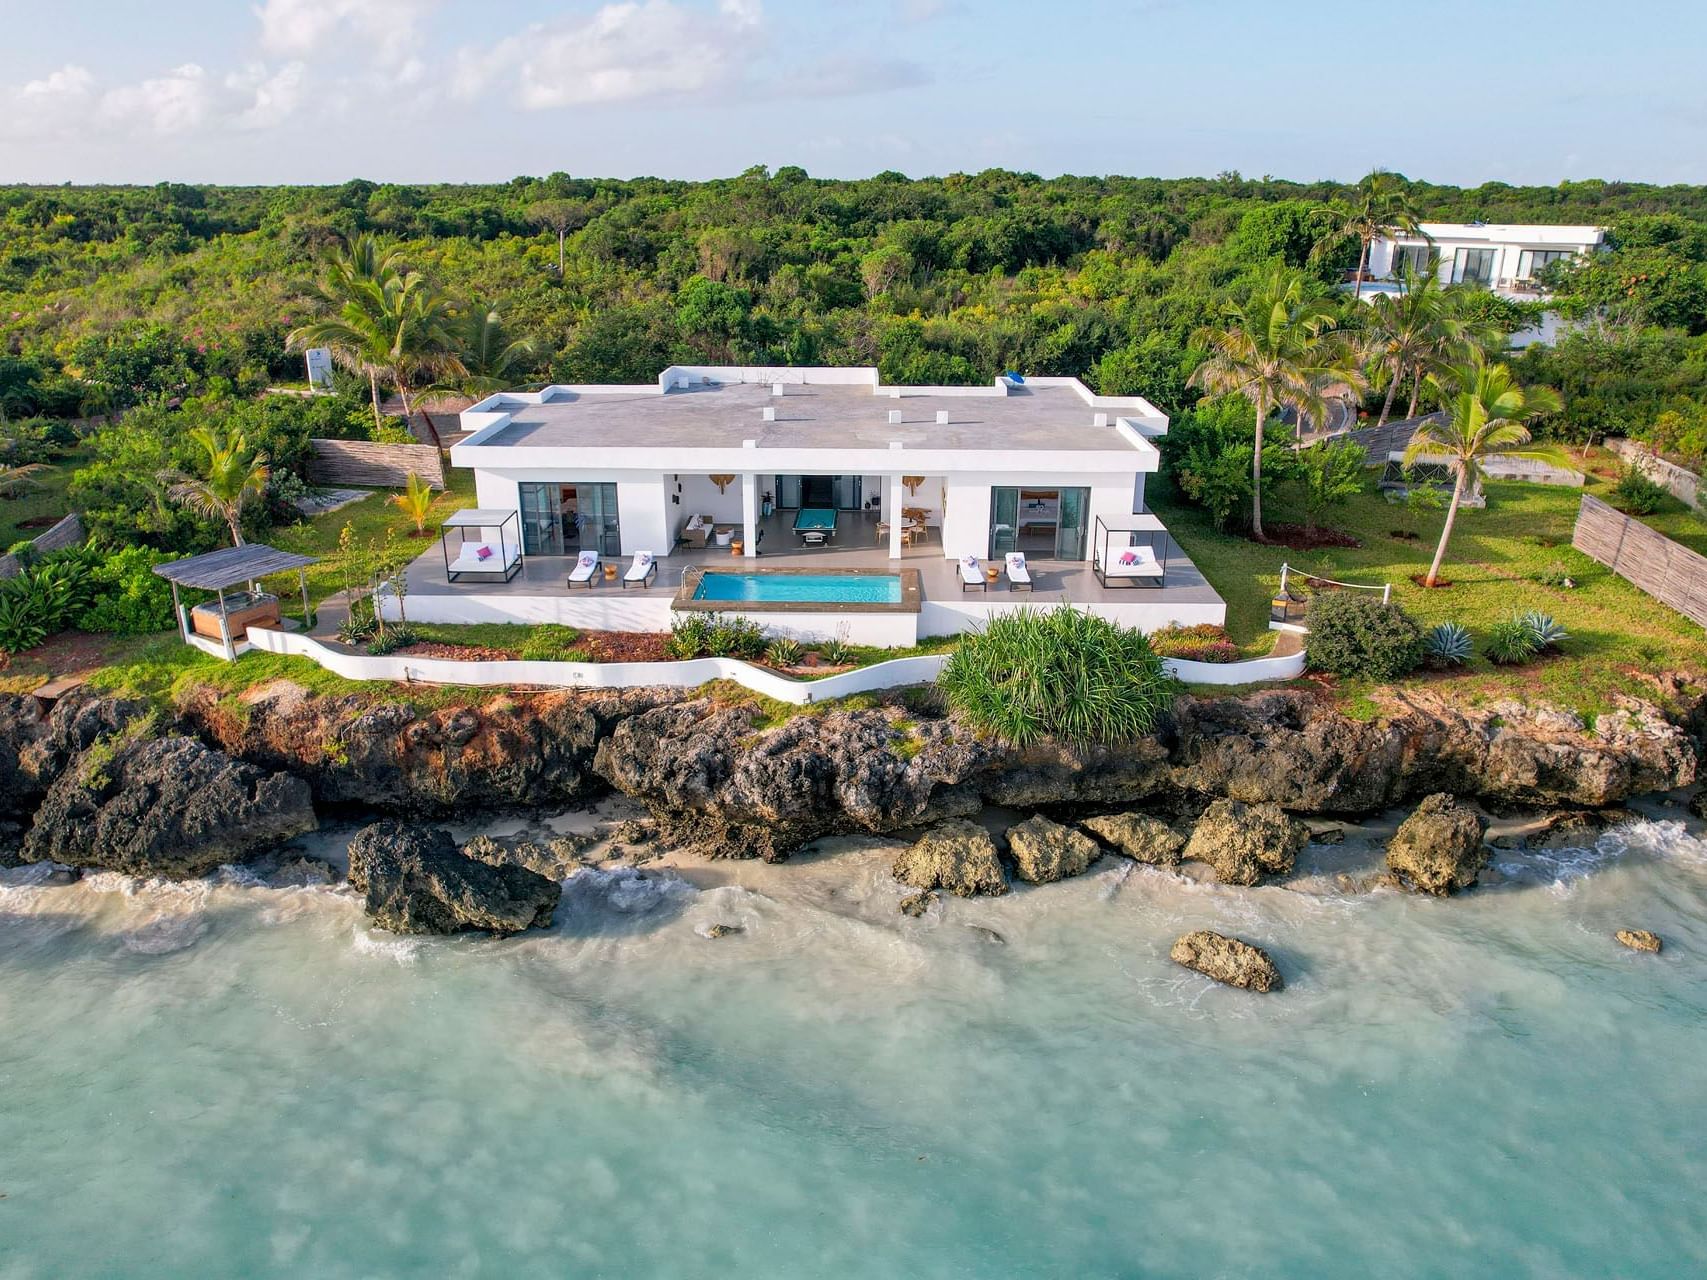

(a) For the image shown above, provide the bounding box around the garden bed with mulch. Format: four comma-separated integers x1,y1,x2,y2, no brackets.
1258,523,1363,551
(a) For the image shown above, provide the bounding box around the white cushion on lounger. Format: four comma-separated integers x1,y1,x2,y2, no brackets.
567,550,600,582
958,555,984,585
1004,552,1030,584
624,552,656,581
1105,546,1163,577
447,543,518,574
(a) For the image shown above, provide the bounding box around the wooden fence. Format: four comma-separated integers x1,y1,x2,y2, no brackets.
0,513,85,580
1571,494,1707,627
305,440,445,490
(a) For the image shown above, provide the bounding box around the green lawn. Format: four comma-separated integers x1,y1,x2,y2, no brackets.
1148,463,1707,716
257,466,477,607
0,449,86,548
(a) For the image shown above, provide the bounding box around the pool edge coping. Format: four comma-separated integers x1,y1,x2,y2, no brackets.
672,565,923,615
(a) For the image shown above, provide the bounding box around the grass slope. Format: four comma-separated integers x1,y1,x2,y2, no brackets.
1148,457,1707,716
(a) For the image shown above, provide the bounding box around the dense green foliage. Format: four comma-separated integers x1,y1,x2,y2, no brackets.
1304,592,1425,679
0,543,178,652
938,607,1173,746
5,171,1707,431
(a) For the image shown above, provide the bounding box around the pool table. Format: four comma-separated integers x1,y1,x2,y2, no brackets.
791,508,838,541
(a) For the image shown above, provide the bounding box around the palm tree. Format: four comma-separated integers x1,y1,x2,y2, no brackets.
289,259,462,446
1405,359,1562,587
1189,268,1365,540
1360,269,1501,428
440,303,543,397
1314,170,1429,303
390,472,436,536
159,427,270,547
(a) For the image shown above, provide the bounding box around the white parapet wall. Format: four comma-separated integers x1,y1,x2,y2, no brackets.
244,626,1302,698
919,597,1226,637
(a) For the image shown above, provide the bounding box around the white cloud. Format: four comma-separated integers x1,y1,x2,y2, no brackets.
4,59,310,140
455,0,923,110
99,64,215,134
455,1,764,108
254,0,432,80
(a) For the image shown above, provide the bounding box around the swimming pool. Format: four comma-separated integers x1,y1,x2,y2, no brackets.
692,571,903,604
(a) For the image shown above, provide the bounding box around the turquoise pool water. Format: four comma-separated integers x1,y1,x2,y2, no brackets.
693,571,902,604
3,813,1706,1277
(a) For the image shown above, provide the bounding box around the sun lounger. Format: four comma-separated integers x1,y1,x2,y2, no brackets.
1005,552,1032,591
566,549,600,589
622,551,657,588
959,555,987,592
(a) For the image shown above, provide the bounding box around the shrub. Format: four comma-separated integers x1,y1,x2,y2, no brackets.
765,636,803,667
1536,560,1576,588
1148,623,1239,663
77,546,180,636
337,607,379,645
1611,464,1667,515
1519,610,1569,652
1423,621,1473,667
1305,591,1424,680
1484,616,1541,665
366,624,421,656
668,612,764,660
937,606,1175,747
0,587,47,653
818,633,856,666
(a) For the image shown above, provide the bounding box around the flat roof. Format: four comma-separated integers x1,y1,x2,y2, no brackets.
475,380,1151,454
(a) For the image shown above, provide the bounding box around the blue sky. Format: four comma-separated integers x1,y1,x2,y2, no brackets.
0,0,1698,187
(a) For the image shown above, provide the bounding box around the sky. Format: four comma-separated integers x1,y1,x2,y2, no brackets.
0,0,1701,188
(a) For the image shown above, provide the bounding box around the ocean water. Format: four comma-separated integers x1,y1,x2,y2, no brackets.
2,815,1706,1278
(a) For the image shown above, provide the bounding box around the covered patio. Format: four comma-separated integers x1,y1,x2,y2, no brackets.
153,544,319,661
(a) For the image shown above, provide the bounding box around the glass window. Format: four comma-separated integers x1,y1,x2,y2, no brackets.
988,487,1019,558
1055,487,1090,560
1517,249,1572,279
1396,245,1436,278
1451,247,1497,285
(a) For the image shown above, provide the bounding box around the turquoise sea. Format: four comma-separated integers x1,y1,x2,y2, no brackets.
2,811,1705,1278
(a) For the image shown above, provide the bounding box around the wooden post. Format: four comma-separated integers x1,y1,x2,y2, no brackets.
216,586,235,661
170,581,187,642
299,568,312,631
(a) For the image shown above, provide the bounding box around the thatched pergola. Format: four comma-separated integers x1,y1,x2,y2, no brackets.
153,545,318,660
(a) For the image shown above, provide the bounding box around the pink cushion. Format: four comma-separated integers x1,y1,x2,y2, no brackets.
1119,551,1138,565
474,545,493,561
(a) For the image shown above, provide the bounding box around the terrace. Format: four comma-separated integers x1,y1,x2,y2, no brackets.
393,506,1225,642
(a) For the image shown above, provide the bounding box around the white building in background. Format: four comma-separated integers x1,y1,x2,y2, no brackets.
1365,222,1606,294
1358,222,1607,346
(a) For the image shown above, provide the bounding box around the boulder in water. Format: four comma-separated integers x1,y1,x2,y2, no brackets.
1005,814,1101,883
1616,929,1662,953
892,819,1008,897
700,922,744,939
348,821,561,936
21,733,316,878
1169,930,1283,992
898,889,937,918
1386,793,1487,895
1688,790,1705,820
1180,799,1307,886
1079,812,1185,864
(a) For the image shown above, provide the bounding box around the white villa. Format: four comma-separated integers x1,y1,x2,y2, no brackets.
397,365,1226,644
1359,222,1606,347
1364,222,1606,295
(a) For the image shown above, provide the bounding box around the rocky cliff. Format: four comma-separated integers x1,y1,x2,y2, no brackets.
1,677,1700,876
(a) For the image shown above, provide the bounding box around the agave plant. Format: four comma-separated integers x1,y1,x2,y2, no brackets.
1484,615,1540,666
1519,611,1569,652
1423,621,1473,666
766,636,803,667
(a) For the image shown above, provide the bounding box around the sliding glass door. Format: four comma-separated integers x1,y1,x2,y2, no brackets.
580,483,622,556
518,482,620,556
777,475,802,509
518,482,563,556
988,487,1018,558
1055,487,1088,559
1451,247,1496,286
